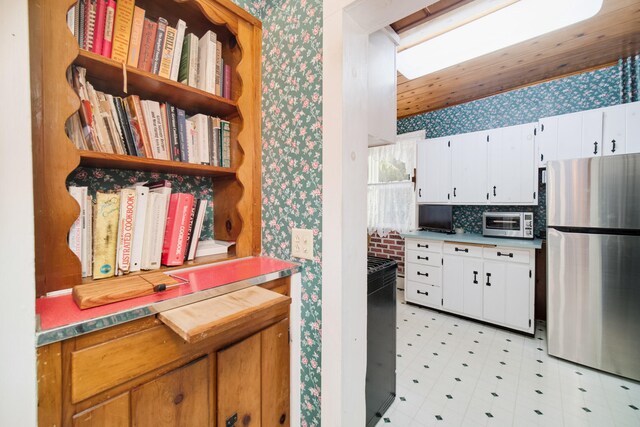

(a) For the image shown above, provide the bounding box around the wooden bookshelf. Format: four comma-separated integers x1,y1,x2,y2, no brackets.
29,0,262,297
75,49,239,119
79,150,237,177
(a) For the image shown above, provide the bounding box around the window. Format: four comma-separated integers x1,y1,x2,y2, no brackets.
367,131,424,236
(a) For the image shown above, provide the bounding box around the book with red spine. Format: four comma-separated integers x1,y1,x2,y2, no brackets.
91,0,107,54
161,193,194,266
101,0,116,57
223,64,231,99
137,18,158,72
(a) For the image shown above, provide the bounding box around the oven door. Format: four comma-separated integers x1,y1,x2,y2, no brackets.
483,213,523,237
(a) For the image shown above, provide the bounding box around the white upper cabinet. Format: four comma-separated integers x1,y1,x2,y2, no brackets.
451,132,488,204
581,109,603,158
536,116,558,167
626,101,640,154
417,137,452,203
367,29,398,146
556,111,583,161
488,123,537,204
602,104,627,156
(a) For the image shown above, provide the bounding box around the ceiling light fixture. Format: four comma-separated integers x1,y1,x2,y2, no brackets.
397,0,604,80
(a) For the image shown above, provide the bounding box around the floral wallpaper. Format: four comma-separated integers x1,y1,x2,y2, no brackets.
232,1,323,425
398,59,639,238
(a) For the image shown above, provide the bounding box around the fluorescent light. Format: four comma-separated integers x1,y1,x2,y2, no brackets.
397,0,603,80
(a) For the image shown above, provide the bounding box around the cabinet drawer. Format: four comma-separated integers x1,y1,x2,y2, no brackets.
483,247,530,264
443,243,483,258
406,281,441,308
405,239,442,254
406,249,441,267
406,263,441,286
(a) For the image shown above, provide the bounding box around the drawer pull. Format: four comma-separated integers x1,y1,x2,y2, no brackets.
473,271,478,284
417,255,429,261
416,271,429,277
486,273,492,287
417,290,429,296
455,247,469,253
417,243,429,248
497,251,513,258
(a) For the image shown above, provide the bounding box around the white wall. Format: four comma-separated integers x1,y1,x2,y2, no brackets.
321,0,436,425
0,0,37,425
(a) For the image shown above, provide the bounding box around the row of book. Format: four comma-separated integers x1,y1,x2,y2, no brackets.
67,66,231,167
69,180,214,279
67,0,231,98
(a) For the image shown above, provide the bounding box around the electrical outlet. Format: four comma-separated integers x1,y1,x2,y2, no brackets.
291,228,314,260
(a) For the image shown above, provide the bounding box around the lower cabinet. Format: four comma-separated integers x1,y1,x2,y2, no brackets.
405,239,535,333
38,279,292,427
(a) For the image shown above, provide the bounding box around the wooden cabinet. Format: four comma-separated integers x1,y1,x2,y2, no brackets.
417,137,451,203
367,29,398,146
487,123,537,204
405,237,535,333
29,0,263,297
451,132,488,204
37,279,292,427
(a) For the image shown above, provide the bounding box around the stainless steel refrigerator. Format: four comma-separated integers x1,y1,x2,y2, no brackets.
547,153,640,381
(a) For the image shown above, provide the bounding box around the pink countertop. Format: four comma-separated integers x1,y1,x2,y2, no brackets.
36,256,298,345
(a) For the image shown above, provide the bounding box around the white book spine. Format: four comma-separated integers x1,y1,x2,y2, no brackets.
67,6,76,35
188,34,199,88
185,118,198,164
198,31,216,93
68,186,84,261
170,20,187,81
150,191,170,269
195,114,210,165
129,185,148,272
82,194,93,277
140,192,158,270
149,101,168,160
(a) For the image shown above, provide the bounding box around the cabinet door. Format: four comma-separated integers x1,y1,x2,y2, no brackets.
218,333,261,427
131,357,209,427
462,259,483,318
418,137,452,203
261,319,290,427
504,264,531,331
483,262,506,324
581,109,603,158
537,116,558,167
556,112,583,161
602,104,626,156
73,393,130,427
627,101,640,154
442,255,464,313
451,132,488,203
488,124,536,204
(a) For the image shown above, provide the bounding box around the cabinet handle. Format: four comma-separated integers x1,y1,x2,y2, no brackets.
417,243,429,248
541,124,545,132
417,255,429,261
612,139,616,153
473,271,478,284
453,187,457,197
454,247,469,253
540,153,544,162
497,251,514,258
486,273,492,286
417,290,429,296
419,188,422,198
417,271,429,277
493,186,497,197
593,141,598,155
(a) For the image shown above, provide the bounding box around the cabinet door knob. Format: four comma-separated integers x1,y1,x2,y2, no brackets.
419,188,422,197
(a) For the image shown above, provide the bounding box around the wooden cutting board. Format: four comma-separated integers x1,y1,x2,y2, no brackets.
158,286,291,343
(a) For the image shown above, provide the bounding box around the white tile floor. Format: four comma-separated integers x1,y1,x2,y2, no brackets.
375,290,640,427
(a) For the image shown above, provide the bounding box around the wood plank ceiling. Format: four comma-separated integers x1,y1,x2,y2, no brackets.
395,0,640,118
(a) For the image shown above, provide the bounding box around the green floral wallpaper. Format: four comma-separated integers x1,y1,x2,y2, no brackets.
399,57,639,238
232,1,323,426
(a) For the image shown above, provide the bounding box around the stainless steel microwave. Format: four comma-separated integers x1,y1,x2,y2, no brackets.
483,212,534,239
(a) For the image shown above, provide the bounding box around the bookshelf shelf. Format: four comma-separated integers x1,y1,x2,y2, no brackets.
75,49,239,119
79,150,237,178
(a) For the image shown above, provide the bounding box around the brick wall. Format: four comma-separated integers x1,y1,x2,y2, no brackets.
368,231,405,276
